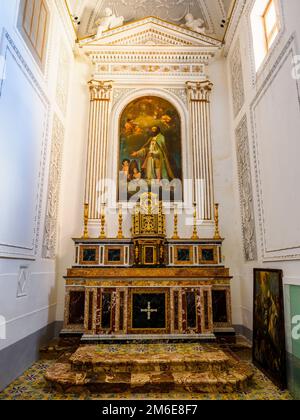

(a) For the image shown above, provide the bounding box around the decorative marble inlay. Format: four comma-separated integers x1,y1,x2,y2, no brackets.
235,115,257,261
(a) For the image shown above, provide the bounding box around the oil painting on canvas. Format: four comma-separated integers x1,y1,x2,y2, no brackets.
253,269,287,389
118,96,183,202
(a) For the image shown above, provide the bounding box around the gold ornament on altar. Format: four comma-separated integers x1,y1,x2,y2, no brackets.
132,193,166,266
140,192,159,214
191,202,199,240
172,205,180,240
117,205,124,239
214,203,221,240
99,206,106,239
132,193,165,237
82,203,89,239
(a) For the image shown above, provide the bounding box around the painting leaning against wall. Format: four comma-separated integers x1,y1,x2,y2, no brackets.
253,269,287,390
118,96,183,203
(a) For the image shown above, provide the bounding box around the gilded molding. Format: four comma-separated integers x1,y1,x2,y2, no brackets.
88,79,113,101
186,80,213,102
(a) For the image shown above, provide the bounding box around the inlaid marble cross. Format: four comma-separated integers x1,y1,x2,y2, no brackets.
141,301,158,320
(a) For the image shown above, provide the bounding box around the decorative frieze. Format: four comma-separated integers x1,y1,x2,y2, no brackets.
230,39,245,118
235,115,257,261
94,63,206,78
43,114,65,259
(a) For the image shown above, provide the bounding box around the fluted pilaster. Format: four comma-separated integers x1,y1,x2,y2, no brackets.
85,80,113,219
186,81,214,221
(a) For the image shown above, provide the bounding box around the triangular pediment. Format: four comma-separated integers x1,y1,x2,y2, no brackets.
79,17,222,49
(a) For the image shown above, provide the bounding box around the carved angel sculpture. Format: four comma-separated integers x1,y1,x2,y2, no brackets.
182,13,206,34
95,7,124,37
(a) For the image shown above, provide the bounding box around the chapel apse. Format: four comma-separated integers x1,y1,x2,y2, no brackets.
118,96,183,202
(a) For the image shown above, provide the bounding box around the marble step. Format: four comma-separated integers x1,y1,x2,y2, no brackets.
45,361,254,394
69,345,231,374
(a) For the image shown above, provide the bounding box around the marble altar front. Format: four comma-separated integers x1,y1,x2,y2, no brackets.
62,194,233,342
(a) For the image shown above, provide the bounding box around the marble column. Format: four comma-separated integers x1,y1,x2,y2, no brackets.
85,80,113,219
187,81,214,221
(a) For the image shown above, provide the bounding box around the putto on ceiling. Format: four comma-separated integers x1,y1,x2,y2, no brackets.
67,0,234,41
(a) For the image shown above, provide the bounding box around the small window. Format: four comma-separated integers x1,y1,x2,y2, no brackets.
263,0,279,51
18,0,50,69
250,0,280,71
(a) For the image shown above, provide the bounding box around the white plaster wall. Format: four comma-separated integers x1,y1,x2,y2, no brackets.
0,0,75,350
226,0,300,332
210,57,244,326
55,59,90,321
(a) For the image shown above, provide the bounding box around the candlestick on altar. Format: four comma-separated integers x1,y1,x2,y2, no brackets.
214,203,221,240
117,205,124,239
172,205,179,240
99,206,107,239
191,202,199,240
82,203,89,239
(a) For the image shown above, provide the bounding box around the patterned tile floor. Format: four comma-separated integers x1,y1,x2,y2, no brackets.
0,343,293,400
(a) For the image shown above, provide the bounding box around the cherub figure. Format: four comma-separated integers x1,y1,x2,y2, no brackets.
182,13,206,34
96,8,124,37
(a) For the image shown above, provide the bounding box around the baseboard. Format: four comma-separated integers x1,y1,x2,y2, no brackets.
0,321,63,392
233,324,253,342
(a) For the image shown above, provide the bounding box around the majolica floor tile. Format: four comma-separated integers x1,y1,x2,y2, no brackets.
0,343,293,400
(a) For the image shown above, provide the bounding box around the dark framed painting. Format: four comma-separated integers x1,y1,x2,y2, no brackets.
118,96,183,202
253,269,287,389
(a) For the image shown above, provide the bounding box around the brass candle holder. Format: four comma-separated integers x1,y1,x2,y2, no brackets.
117,205,124,239
99,206,106,239
191,202,199,240
214,203,221,240
82,203,89,239
172,205,179,240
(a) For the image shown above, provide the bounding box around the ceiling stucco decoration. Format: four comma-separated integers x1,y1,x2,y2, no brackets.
79,17,221,81
67,0,234,41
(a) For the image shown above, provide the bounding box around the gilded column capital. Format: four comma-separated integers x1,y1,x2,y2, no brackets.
88,80,114,101
186,81,213,103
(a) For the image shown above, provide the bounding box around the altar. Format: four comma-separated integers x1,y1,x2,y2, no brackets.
62,194,233,342
59,16,234,343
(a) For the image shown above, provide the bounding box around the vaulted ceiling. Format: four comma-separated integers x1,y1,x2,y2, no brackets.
67,0,234,41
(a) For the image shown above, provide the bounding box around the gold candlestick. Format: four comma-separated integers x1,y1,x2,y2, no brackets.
172,205,179,240
117,205,124,239
99,206,106,239
214,203,221,240
82,203,89,239
191,202,199,240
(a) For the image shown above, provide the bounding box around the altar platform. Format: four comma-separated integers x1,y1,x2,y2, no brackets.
45,343,254,394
